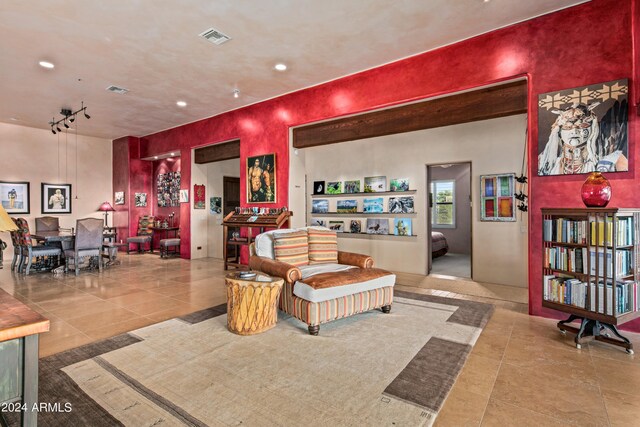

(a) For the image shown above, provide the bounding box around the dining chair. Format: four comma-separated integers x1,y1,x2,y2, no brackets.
126,215,155,253
65,218,104,275
35,216,60,232
14,218,62,275
9,218,22,271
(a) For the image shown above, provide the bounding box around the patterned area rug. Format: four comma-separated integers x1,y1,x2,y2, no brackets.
6,291,493,426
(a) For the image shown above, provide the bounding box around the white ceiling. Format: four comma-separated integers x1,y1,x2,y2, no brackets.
0,0,587,140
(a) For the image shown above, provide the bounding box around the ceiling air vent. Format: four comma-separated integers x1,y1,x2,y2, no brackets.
199,27,231,45
106,85,129,94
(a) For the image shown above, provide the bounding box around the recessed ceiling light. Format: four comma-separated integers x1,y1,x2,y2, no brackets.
154,156,158,160
171,152,175,156
176,101,187,107
233,89,240,98
274,63,287,71
9,117,19,121
39,61,54,69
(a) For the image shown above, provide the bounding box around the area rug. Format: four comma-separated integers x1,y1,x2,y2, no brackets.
7,291,493,426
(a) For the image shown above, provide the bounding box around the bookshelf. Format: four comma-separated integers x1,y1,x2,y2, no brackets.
542,208,640,353
222,210,291,270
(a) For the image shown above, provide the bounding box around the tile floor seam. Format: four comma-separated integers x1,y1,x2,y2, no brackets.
478,311,512,426
588,343,614,427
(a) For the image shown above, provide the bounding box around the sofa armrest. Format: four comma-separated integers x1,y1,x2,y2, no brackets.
249,255,302,284
338,251,374,269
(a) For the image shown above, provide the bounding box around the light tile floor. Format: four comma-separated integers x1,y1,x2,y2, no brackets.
1,255,639,425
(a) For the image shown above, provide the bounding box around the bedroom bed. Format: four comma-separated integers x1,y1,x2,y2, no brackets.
431,231,449,258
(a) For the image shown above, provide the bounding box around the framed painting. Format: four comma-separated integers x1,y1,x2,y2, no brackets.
41,183,72,214
194,184,205,209
135,193,147,207
114,191,125,205
480,173,515,221
247,153,276,203
0,181,30,214
538,79,628,175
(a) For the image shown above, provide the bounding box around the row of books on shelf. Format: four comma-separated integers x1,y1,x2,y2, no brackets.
544,247,633,278
543,217,635,246
543,275,639,315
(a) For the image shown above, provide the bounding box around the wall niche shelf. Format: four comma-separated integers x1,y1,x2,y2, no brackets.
310,190,417,198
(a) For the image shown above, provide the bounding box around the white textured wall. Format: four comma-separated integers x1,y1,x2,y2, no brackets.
298,115,528,287
206,159,240,259
190,155,240,260
1,123,112,251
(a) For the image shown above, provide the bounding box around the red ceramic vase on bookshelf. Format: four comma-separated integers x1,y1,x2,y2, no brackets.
581,172,611,207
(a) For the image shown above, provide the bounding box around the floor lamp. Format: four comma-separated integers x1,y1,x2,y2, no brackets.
0,204,18,269
98,201,115,227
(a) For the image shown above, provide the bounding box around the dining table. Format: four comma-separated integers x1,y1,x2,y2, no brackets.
31,231,75,251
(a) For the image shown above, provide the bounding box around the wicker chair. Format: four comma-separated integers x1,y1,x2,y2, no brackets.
64,218,104,275
14,218,62,275
127,216,155,254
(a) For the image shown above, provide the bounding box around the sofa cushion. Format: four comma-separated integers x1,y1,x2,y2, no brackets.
293,267,395,303
254,230,279,259
298,263,354,279
307,227,338,264
273,229,309,267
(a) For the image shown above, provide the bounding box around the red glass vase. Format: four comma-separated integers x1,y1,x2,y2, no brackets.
581,172,611,207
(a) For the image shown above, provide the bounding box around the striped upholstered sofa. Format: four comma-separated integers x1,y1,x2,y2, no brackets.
249,227,395,335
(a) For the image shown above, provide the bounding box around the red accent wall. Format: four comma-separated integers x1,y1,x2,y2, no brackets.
122,0,639,330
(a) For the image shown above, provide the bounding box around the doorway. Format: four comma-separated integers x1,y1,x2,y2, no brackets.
427,162,472,279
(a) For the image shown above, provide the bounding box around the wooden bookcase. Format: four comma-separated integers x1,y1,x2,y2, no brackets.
222,210,291,270
541,208,640,353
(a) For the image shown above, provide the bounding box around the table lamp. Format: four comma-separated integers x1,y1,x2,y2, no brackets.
98,201,115,227
0,204,18,269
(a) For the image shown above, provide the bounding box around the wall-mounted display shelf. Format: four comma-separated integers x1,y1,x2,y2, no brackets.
310,190,417,198
337,233,417,239
541,208,640,354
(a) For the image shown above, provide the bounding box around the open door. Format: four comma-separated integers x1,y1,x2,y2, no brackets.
427,162,472,279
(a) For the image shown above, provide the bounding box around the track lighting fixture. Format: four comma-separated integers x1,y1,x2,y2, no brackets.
233,89,240,98
48,102,90,134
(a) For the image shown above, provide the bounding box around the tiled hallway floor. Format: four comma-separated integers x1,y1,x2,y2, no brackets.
1,255,639,425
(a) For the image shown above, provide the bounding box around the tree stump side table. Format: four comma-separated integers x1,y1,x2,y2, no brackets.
225,272,284,335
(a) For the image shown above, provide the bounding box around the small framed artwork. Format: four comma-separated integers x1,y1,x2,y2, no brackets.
210,197,222,214
480,173,516,221
364,176,386,192
336,199,357,213
350,219,362,234
135,193,147,207
41,183,72,214
388,196,414,213
114,191,125,205
363,197,384,213
326,181,342,194
312,199,329,213
390,178,409,192
247,153,276,203
0,181,30,214
180,189,189,203
194,184,205,209
394,218,412,236
366,218,389,234
344,180,360,194
310,218,326,227
313,181,325,195
329,221,344,232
